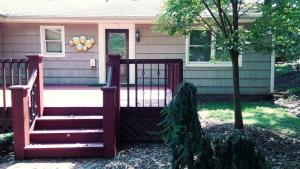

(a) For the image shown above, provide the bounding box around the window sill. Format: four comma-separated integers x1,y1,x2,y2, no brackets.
43,53,65,58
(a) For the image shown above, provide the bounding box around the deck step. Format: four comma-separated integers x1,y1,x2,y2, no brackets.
30,129,103,144
43,107,102,116
34,116,103,130
24,143,104,158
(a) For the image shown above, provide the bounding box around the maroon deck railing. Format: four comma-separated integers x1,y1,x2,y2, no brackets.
1,58,29,114
101,59,117,157
108,54,183,141
119,58,183,107
9,55,44,160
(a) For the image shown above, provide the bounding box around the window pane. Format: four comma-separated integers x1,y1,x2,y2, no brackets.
189,47,211,62
46,42,62,53
108,33,126,56
45,29,61,40
190,30,211,45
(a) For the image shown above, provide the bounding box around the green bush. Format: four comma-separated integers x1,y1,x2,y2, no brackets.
157,82,213,169
157,82,270,169
211,132,269,169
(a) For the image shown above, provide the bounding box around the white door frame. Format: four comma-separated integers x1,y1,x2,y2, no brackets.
98,23,136,84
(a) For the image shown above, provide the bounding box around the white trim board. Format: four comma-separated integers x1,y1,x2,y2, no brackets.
98,23,136,84
40,26,65,58
270,50,275,93
185,32,242,68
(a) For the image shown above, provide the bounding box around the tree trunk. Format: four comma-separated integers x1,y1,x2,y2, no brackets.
230,50,243,129
231,0,243,129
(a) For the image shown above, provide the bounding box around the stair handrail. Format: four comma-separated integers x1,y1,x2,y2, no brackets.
9,54,44,160
106,66,113,87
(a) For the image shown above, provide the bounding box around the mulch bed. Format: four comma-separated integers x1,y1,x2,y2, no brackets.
1,121,299,169
203,119,300,169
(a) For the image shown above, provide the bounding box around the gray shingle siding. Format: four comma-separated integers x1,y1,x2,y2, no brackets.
135,24,272,95
0,23,272,95
1,23,99,85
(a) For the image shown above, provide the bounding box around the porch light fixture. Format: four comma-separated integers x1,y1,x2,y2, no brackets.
135,30,140,42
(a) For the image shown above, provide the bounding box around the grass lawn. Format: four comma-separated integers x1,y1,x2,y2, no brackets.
199,102,300,138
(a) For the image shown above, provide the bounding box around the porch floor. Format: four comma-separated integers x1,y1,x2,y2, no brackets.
0,85,172,107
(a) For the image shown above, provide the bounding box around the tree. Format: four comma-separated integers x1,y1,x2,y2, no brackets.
155,0,299,129
156,0,253,129
252,0,300,62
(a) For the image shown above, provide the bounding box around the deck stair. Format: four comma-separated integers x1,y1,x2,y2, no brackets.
25,108,105,158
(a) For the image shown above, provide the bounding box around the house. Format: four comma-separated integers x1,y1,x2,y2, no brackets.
0,0,274,159
0,0,274,96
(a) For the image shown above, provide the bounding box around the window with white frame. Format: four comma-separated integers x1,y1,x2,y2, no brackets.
186,29,242,67
40,26,65,57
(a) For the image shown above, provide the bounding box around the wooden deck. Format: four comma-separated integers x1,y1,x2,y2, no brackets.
0,85,172,108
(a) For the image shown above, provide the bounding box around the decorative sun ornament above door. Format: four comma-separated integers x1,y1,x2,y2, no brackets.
69,36,95,52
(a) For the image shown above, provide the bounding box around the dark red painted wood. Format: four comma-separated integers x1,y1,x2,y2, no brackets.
30,129,103,144
10,86,30,160
34,116,103,130
24,143,104,158
101,86,117,158
43,107,103,116
108,55,121,143
27,54,44,117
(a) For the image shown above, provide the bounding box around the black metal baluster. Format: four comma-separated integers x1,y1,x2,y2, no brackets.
150,63,152,107
142,64,145,107
164,63,167,106
157,64,160,107
127,60,130,107
135,62,138,107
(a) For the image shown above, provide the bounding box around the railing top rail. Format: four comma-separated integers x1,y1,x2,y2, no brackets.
106,66,113,87
27,68,38,91
0,58,28,63
120,59,183,64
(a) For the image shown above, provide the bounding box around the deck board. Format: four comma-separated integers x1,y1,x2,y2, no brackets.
0,85,172,108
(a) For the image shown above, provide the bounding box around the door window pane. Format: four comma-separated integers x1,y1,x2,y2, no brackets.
108,33,126,56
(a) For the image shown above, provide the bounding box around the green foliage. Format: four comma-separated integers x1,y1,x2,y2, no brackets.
158,82,213,169
252,0,300,62
0,132,13,156
158,83,270,169
211,132,270,169
200,102,300,138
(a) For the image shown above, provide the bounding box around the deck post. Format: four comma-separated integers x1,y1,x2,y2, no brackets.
108,54,121,142
26,54,44,117
101,87,117,158
10,86,30,160
167,64,174,92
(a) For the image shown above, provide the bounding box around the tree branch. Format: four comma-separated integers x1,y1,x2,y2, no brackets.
238,0,260,18
200,0,226,36
196,15,219,38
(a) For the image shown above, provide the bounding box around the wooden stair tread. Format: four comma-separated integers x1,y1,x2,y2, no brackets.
25,142,104,149
31,129,103,134
37,115,103,120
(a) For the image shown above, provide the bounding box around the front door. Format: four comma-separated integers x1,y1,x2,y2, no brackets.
105,29,129,83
